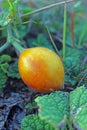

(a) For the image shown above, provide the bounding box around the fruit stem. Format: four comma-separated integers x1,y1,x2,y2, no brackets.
12,41,25,53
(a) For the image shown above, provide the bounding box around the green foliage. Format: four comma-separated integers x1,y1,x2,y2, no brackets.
0,55,20,79
0,66,7,92
0,13,11,27
8,61,20,79
35,91,69,129
20,5,34,14
0,0,21,26
64,47,87,86
1,63,9,74
21,86,87,130
0,54,11,63
0,54,20,92
0,54,11,92
29,34,54,50
66,1,87,47
78,22,87,47
70,86,87,130
21,115,54,130
25,102,37,110
27,0,63,28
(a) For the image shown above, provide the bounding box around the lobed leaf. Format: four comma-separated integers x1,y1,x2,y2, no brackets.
35,91,69,129
21,115,54,130
64,47,87,86
0,54,11,63
21,86,87,130
70,86,87,130
8,61,20,79
0,67,7,92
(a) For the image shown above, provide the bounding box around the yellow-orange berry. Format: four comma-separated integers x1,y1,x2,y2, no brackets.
18,47,64,92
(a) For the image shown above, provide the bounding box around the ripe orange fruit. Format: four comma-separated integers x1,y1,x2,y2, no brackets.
18,47,64,92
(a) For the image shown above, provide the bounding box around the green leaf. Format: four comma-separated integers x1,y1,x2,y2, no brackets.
21,86,87,130
20,6,34,14
0,66,7,92
35,91,69,129
13,0,21,7
64,47,86,87
8,61,20,79
73,105,87,130
21,115,54,130
0,0,21,27
0,55,9,92
0,12,11,26
29,34,54,50
25,102,37,110
0,54,11,63
1,63,9,73
70,86,87,130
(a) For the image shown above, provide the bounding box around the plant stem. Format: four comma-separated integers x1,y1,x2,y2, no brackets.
22,0,73,18
70,0,74,48
8,0,19,24
63,3,67,61
46,26,60,56
0,42,10,53
13,24,20,39
8,0,14,9
0,25,11,53
12,41,25,53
